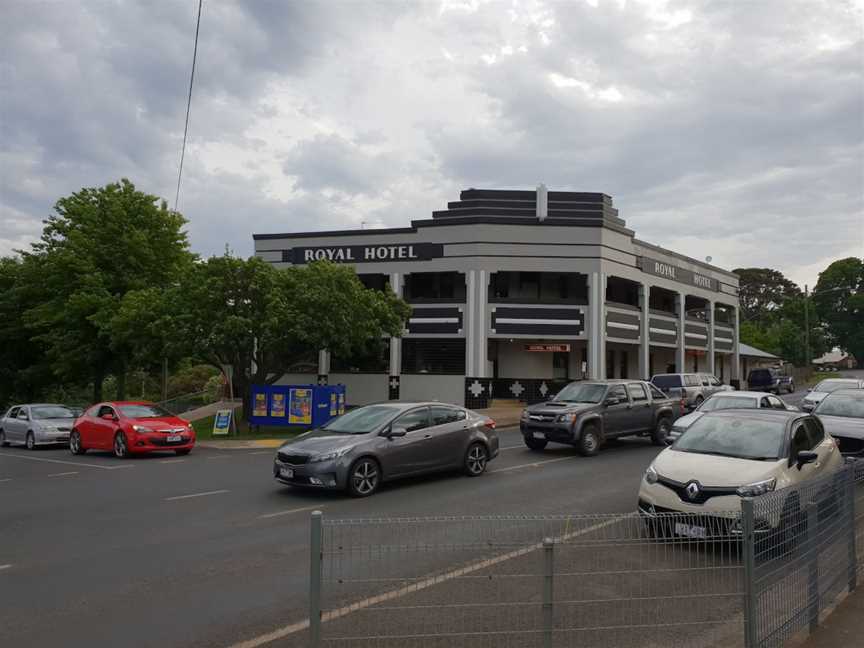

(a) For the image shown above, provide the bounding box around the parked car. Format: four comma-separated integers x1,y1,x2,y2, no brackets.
519,380,681,455
667,391,798,442
650,373,731,410
273,402,498,497
70,401,195,458
814,389,864,458
801,378,864,412
0,404,77,449
747,368,795,394
638,410,843,540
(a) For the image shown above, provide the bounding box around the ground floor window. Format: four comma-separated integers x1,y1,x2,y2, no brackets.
606,349,615,379
330,339,390,373
619,351,629,379
402,339,466,375
552,351,569,380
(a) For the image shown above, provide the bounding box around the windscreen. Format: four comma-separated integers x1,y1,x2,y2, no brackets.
554,383,607,404
652,375,682,389
31,406,76,419
674,416,786,460
322,405,402,434
815,394,864,418
118,404,174,418
699,396,757,412
814,380,859,393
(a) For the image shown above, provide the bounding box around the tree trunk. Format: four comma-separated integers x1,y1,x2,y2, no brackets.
116,369,127,401
93,369,104,403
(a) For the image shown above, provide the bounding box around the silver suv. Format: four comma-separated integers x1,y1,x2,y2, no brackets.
650,373,732,411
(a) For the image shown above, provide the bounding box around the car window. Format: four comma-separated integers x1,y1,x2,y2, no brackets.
815,380,858,393
804,418,824,448
394,407,430,433
118,404,173,418
608,385,628,402
815,394,864,418
31,405,76,419
86,405,101,417
790,424,810,457
6,407,19,419
759,397,771,408
651,375,681,389
684,375,701,387
430,406,465,426
700,396,758,412
97,405,116,418
674,416,786,460
700,375,710,386
710,377,721,386
322,404,402,434
628,383,648,402
649,385,667,400
767,396,786,411
17,408,29,420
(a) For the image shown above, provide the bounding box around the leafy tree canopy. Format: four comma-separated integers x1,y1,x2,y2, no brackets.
732,267,801,325
813,257,864,367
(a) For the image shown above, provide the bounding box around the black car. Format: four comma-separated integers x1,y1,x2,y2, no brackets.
747,368,795,394
520,380,682,456
814,389,864,458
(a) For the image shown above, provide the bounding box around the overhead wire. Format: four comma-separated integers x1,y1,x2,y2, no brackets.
173,0,203,213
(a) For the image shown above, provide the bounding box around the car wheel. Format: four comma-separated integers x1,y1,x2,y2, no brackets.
0,430,8,447
464,442,489,477
175,448,191,456
694,396,704,408
113,432,129,459
788,383,795,394
652,417,672,446
69,430,86,455
26,432,36,451
578,424,600,457
348,458,380,497
524,435,548,451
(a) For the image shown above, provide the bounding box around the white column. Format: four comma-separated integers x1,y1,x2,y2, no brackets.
466,270,488,377
676,292,687,373
318,349,330,379
588,272,607,380
732,306,741,385
389,272,403,378
639,283,651,379
707,300,716,376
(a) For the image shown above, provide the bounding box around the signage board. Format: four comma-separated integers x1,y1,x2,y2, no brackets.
524,344,571,352
289,388,313,425
639,257,719,292
212,409,232,436
290,243,444,264
270,392,286,418
252,392,268,417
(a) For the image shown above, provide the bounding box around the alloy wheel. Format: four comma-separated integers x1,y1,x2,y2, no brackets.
466,444,488,475
114,434,127,458
26,433,35,450
583,433,598,453
70,433,79,454
352,460,378,495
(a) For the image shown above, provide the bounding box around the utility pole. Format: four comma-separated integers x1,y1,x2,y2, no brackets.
804,284,810,369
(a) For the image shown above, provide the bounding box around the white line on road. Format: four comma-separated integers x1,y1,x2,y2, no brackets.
47,471,78,477
0,452,133,470
206,455,233,460
248,451,272,455
0,478,11,483
164,489,230,501
159,459,185,464
0,564,11,571
491,455,577,473
499,445,527,451
257,505,321,520
228,515,624,648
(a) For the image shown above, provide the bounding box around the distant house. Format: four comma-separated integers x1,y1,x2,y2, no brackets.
812,350,857,370
738,343,783,383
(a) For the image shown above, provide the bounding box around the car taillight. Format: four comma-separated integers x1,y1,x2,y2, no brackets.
484,418,496,429
679,399,686,415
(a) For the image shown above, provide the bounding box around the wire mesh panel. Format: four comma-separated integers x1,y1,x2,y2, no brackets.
318,512,744,648
749,462,862,648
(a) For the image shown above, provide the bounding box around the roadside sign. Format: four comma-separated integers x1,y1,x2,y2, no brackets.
213,409,232,436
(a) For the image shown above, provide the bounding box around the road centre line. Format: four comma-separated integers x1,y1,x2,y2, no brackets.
0,452,133,470
159,459,185,464
164,489,230,501
491,455,577,473
228,515,624,648
257,505,321,520
0,564,11,571
47,471,78,477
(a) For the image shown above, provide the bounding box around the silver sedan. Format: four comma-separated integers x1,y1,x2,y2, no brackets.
0,404,78,449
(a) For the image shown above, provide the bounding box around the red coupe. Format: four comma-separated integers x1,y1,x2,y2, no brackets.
71,401,196,458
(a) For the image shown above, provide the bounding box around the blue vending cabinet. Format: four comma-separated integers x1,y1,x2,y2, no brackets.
249,384,346,428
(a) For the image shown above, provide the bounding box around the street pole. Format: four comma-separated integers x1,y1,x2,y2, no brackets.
804,284,810,369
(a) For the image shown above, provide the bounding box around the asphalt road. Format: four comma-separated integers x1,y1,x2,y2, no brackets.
0,382,823,648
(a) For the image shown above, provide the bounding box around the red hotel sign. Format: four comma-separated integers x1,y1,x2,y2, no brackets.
524,344,571,353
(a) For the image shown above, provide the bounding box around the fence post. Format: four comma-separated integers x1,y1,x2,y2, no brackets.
542,537,554,648
310,510,323,648
807,500,819,634
846,465,858,593
742,498,758,648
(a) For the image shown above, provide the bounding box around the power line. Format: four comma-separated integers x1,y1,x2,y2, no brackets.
174,0,203,213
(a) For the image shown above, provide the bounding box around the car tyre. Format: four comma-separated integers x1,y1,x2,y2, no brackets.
524,435,548,451
26,432,36,451
175,448,191,456
464,442,489,477
0,430,8,447
578,424,600,457
652,417,672,446
788,382,795,394
694,395,704,408
69,430,86,455
348,457,380,497
113,432,129,459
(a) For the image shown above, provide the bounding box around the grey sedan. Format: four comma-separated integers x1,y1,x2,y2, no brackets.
815,389,864,458
273,402,499,497
0,404,78,449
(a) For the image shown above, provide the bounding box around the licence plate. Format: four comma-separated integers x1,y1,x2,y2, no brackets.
280,467,294,479
532,432,546,440
674,522,707,539
167,435,182,443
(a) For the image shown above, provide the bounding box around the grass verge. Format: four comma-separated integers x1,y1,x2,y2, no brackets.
190,411,307,440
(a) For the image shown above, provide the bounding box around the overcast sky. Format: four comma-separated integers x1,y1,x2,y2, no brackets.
2,0,862,288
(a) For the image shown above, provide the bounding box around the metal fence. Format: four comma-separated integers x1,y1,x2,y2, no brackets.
155,389,214,415
307,462,863,648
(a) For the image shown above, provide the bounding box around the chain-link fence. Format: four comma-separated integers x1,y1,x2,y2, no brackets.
306,462,863,648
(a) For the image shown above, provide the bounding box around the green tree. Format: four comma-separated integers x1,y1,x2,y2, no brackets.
813,257,864,367
21,179,194,401
733,267,802,325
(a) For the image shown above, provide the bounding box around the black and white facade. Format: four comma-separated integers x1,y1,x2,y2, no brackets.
254,188,741,409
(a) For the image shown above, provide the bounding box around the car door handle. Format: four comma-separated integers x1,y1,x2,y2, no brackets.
423,434,432,439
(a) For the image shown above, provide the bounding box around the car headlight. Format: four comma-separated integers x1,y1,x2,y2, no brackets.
556,413,577,423
132,425,152,434
310,447,352,463
736,478,776,497
645,465,659,484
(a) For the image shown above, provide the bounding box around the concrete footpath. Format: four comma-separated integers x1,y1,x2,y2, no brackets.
792,587,864,647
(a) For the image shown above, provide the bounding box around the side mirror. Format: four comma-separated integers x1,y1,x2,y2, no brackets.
807,388,813,393
547,394,557,402
101,413,116,421
388,426,407,438
796,451,818,469
604,397,620,406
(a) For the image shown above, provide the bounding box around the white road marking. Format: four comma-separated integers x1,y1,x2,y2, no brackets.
499,445,527,451
248,451,271,455
0,564,11,571
257,505,321,520
164,489,230,501
206,455,233,460
47,471,78,477
227,516,623,648
0,478,11,483
159,459,185,464
491,455,577,473
0,453,133,470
